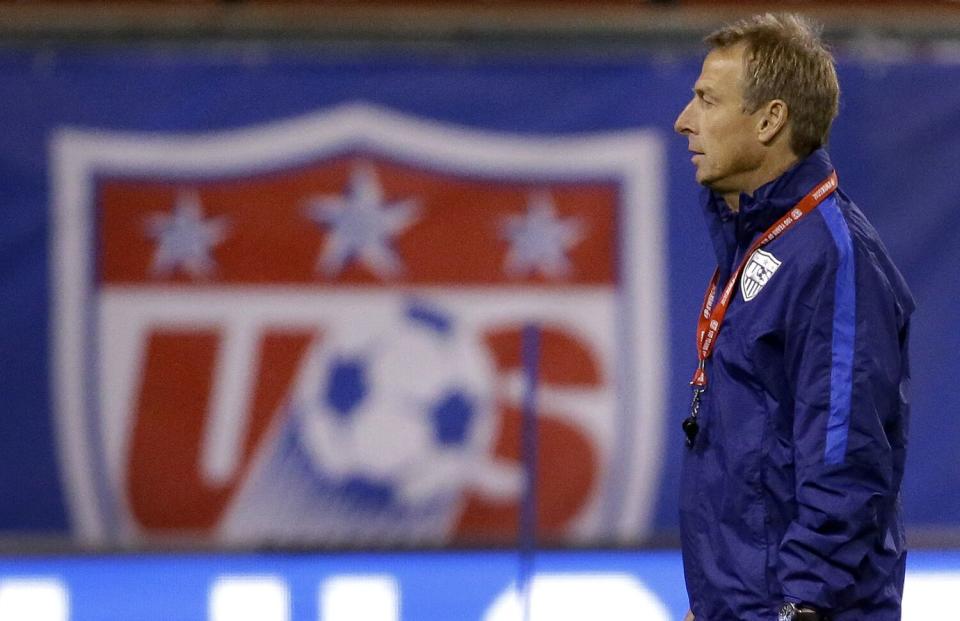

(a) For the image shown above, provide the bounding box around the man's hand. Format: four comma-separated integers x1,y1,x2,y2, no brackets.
683,610,695,621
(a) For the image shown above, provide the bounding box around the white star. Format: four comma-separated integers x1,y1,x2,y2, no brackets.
305,164,420,279
501,192,584,279
145,191,228,279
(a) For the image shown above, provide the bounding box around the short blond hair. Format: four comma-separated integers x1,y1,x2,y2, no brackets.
706,13,840,157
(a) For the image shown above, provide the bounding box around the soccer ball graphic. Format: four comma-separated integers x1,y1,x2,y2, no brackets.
220,298,521,544
296,299,503,504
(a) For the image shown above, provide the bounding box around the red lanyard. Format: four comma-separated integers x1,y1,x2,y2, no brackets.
691,171,838,388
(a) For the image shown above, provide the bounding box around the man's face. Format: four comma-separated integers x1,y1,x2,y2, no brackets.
674,43,765,195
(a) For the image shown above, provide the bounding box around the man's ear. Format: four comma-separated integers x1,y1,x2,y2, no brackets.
757,99,789,145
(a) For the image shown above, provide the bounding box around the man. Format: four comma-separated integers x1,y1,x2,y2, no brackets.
673,13,913,621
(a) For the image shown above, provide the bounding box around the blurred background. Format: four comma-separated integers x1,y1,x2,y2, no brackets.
1,0,959,619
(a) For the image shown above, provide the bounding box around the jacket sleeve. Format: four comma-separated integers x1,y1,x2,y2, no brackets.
776,214,911,610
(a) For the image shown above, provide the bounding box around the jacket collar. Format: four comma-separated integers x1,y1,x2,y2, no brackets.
701,148,835,275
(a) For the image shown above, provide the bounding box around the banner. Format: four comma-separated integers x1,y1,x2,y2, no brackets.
50,104,664,545
0,550,958,620
0,46,958,545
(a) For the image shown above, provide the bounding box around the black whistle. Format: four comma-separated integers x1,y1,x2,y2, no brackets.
682,416,699,447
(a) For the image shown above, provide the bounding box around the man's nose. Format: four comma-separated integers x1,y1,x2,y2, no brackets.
674,100,695,135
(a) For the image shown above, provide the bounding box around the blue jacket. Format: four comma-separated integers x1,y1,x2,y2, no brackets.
679,149,914,621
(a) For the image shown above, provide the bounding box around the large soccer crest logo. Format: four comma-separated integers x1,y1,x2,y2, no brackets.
50,103,666,546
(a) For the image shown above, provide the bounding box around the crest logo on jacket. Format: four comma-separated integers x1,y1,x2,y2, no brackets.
741,248,782,301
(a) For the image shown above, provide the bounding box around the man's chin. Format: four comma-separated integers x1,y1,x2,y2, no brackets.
695,168,725,191
695,171,715,188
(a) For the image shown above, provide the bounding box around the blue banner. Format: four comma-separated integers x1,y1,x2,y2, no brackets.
0,45,957,543
0,550,957,620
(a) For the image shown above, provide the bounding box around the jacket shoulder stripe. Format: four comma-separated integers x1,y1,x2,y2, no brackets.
820,197,856,465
